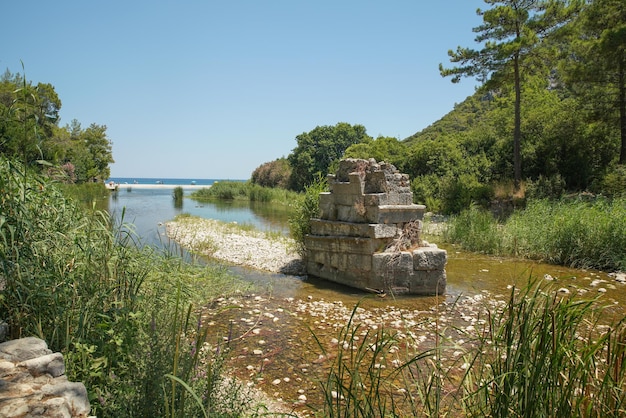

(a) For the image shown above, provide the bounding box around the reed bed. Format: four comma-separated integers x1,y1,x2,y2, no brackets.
444,198,626,271
317,282,626,417
0,158,274,417
191,180,300,204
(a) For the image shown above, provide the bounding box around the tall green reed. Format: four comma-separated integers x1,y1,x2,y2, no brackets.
314,302,438,417
173,186,184,208
444,198,626,271
461,280,626,417
0,158,268,417
316,282,625,417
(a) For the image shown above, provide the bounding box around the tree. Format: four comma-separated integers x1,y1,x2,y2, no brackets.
251,157,292,188
566,0,626,165
80,123,114,182
343,136,406,167
0,70,61,166
287,122,371,191
440,0,580,189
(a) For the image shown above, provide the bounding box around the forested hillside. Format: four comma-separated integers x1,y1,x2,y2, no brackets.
373,0,625,213
256,0,625,214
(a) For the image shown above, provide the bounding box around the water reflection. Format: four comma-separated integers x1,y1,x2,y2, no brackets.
105,188,291,247
97,187,626,315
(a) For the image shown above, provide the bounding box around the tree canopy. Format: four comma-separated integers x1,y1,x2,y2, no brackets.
0,69,113,183
287,122,371,191
440,0,582,189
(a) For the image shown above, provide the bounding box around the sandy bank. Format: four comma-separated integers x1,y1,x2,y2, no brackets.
166,217,305,275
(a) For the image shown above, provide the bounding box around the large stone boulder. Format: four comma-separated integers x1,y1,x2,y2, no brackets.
0,337,93,418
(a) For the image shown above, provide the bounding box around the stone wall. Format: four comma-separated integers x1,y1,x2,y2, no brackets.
0,337,93,417
305,159,447,295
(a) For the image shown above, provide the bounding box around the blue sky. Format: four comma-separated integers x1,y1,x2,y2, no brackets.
2,1,484,180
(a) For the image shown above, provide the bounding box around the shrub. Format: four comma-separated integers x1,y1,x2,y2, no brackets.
441,174,493,214
525,174,566,200
250,158,292,189
444,204,501,254
289,175,327,256
596,165,626,197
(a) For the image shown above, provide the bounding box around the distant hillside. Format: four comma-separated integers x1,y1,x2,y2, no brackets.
403,92,495,145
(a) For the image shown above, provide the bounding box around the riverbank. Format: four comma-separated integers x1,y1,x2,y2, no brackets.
166,216,305,275
164,214,626,415
108,183,210,190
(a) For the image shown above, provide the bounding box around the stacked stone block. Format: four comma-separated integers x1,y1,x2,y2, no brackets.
305,159,447,295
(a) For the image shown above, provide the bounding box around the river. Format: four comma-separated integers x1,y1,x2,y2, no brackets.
106,186,625,414
106,187,622,306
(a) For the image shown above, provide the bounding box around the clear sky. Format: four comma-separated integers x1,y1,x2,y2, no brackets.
2,0,484,180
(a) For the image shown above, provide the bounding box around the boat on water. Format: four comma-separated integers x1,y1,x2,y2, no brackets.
105,181,118,191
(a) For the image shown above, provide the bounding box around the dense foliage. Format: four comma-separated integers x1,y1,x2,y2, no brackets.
0,158,265,416
250,157,292,188
443,197,626,270
251,0,625,214
0,69,113,183
287,122,371,191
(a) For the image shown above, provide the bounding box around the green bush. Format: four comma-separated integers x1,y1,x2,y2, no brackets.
250,158,292,189
444,204,501,254
596,165,626,197
441,174,493,214
289,176,327,256
525,174,566,200
411,174,443,213
0,157,264,417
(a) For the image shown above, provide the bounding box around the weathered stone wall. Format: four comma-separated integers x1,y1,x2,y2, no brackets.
0,337,93,417
305,159,447,295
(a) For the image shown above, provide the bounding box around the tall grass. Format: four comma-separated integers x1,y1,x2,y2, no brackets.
444,198,626,271
191,180,300,204
505,198,626,270
462,281,626,417
443,204,501,254
313,303,436,417
0,157,274,417
173,186,184,208
317,282,626,417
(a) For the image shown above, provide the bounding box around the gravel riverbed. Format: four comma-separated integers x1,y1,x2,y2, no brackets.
166,217,305,275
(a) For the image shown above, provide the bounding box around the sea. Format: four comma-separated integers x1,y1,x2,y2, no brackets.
106,177,245,186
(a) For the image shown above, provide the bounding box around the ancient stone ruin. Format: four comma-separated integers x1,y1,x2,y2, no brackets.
305,158,447,295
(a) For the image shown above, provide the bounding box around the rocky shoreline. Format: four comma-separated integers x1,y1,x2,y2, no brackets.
166,217,305,275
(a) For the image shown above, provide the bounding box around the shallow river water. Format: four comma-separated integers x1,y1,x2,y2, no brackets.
107,188,625,414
